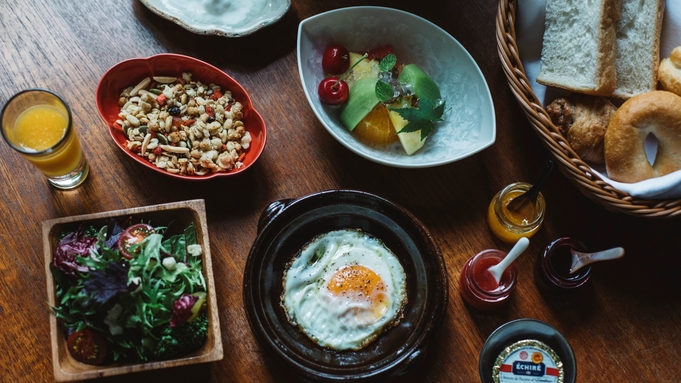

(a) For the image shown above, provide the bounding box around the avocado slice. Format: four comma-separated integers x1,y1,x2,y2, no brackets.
340,77,380,131
399,64,441,103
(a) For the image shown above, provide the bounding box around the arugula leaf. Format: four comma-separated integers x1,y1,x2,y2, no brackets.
184,223,196,245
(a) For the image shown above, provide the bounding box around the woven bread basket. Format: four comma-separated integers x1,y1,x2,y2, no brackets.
496,0,681,218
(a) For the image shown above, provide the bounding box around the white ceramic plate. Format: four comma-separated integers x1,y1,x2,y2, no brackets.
297,6,496,168
140,0,291,37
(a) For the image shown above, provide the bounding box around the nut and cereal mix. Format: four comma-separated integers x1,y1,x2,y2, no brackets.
116,72,251,176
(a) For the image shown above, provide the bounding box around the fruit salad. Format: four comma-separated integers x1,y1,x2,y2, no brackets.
317,44,446,155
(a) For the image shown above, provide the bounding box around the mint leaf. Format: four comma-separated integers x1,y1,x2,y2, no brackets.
375,80,394,103
379,53,397,72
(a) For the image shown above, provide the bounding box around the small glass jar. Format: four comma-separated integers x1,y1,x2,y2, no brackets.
487,182,546,243
459,249,517,310
534,237,592,295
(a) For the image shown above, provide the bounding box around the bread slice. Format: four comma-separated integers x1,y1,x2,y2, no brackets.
537,0,622,96
612,0,665,99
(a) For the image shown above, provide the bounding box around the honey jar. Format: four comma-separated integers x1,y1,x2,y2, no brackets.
487,182,545,243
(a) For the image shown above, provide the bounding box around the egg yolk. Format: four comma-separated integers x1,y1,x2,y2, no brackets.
327,265,389,321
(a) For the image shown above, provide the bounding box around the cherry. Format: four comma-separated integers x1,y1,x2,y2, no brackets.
318,77,349,105
322,45,350,74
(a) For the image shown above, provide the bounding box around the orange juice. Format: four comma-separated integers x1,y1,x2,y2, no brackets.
13,104,83,177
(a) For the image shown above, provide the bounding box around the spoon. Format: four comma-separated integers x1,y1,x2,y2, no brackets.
507,160,555,213
487,237,530,285
569,247,625,274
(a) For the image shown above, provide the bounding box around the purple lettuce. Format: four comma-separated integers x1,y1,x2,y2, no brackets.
52,228,97,277
170,294,199,327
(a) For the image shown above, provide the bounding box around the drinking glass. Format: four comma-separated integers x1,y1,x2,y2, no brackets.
1,89,89,189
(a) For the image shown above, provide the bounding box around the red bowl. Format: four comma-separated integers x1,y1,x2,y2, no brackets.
96,54,266,180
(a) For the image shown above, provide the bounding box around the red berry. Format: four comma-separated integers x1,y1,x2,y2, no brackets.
322,45,350,74
318,77,349,105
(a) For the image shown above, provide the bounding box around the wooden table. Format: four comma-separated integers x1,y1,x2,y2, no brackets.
2,0,680,382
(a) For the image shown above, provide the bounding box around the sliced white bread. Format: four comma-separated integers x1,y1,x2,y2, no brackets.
612,0,665,99
537,0,622,96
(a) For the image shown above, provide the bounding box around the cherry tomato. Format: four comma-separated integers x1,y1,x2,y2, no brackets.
322,44,350,74
117,223,155,259
366,45,395,61
67,329,107,365
318,77,349,105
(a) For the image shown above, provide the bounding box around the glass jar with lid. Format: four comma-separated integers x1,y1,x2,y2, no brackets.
487,182,545,243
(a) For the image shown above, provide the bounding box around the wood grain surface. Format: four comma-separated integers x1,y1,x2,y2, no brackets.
0,0,680,382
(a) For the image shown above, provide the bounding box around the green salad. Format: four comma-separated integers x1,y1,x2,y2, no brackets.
50,218,208,365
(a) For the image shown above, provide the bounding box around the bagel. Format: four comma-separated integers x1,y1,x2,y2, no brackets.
659,47,681,97
604,91,681,183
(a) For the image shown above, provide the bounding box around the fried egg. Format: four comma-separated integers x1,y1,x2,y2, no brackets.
281,229,407,350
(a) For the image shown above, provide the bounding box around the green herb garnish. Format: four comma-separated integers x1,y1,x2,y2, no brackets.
375,54,398,103
379,53,397,72
375,81,395,103
389,97,447,141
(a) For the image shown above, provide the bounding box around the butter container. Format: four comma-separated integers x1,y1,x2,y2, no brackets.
479,319,576,383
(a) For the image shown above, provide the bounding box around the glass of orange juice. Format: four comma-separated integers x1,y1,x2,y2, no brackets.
1,89,89,189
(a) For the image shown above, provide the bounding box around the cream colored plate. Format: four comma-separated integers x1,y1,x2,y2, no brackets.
140,0,291,37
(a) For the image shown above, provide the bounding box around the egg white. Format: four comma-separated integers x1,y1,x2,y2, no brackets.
281,229,407,350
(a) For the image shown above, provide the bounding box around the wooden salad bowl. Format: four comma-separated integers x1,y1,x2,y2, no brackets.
42,199,223,381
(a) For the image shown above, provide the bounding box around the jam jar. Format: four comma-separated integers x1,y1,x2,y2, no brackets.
487,182,545,243
459,249,517,310
534,237,592,295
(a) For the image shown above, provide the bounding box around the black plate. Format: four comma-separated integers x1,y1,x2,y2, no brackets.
243,190,448,382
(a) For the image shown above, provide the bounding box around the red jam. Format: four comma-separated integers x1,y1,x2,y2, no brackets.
534,237,592,295
460,249,517,310
472,257,500,292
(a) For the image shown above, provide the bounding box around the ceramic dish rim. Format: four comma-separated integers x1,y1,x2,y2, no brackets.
139,0,292,37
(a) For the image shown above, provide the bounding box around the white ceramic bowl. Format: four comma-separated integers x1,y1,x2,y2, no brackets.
140,0,291,37
297,6,496,168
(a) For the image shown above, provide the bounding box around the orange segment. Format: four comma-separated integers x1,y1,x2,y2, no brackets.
353,104,399,145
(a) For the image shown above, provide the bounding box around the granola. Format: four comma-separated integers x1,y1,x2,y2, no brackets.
116,72,251,176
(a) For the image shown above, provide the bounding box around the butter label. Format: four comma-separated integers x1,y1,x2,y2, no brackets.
493,340,563,383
